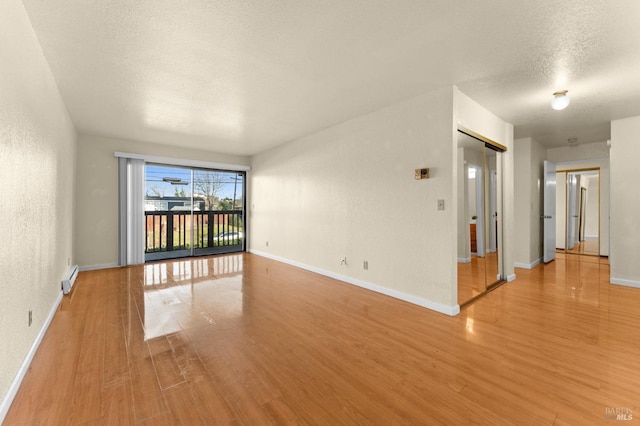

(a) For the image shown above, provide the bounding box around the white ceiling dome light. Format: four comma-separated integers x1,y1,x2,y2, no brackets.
551,90,570,110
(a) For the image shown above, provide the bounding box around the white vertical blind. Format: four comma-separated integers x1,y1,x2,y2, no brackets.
118,158,145,265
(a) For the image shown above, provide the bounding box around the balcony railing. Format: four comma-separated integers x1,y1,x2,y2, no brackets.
145,210,244,254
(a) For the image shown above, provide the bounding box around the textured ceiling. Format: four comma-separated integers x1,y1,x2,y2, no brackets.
21,0,640,155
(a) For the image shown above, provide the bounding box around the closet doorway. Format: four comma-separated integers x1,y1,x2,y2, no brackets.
456,129,505,306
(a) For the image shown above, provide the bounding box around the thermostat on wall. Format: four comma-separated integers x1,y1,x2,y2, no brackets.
415,168,429,179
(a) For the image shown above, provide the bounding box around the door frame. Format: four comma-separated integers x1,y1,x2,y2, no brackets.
456,127,507,307
557,167,600,257
144,164,247,262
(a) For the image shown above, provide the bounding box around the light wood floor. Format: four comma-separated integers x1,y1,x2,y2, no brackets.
457,252,500,305
5,253,640,425
566,237,600,256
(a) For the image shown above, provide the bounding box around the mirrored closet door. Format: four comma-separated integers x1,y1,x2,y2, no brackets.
457,130,505,306
555,169,600,256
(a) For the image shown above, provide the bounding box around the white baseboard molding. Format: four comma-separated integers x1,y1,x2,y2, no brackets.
506,273,517,282
611,277,640,289
79,262,119,272
250,249,460,316
514,257,542,270
458,257,471,264
0,290,63,424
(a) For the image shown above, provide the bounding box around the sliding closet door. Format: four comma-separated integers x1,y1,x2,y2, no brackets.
457,132,487,304
484,146,500,286
457,129,505,306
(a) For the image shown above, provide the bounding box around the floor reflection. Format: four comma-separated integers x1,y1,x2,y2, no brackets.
457,252,499,305
566,237,599,256
139,254,245,340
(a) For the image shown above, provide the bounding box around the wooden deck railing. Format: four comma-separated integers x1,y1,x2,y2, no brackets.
145,210,243,253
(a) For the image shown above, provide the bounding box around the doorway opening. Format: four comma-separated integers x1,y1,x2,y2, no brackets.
556,168,600,257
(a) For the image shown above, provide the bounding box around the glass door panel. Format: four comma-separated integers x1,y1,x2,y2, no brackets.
457,132,487,305
144,164,193,262
193,170,245,256
144,165,245,262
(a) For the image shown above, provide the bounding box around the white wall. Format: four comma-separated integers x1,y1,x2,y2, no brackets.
547,142,610,256
0,0,77,418
249,86,513,315
555,172,567,249
584,177,598,238
75,134,249,269
610,117,640,286
513,137,546,267
457,147,469,261
546,142,610,162
468,176,477,219
250,87,457,313
457,147,482,261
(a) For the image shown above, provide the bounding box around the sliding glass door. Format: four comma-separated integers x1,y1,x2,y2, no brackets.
192,169,245,256
144,164,245,262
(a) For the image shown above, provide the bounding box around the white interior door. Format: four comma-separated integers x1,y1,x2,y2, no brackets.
543,161,556,263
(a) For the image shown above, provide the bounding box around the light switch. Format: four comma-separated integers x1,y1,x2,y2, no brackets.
438,199,445,210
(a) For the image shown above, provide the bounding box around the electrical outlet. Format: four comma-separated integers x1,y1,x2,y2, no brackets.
363,260,369,270
266,241,269,247
28,309,32,327
438,199,445,210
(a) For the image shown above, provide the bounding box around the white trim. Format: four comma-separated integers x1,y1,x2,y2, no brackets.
79,263,119,272
506,273,517,282
611,277,640,288
0,290,63,424
250,249,460,316
114,151,251,172
514,257,542,269
458,257,471,263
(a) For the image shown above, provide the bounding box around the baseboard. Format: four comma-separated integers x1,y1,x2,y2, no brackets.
250,249,460,316
507,273,516,282
611,277,640,289
514,257,542,269
79,262,119,272
0,290,63,424
458,257,471,264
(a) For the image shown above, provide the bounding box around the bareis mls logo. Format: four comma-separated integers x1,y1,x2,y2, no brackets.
604,407,634,421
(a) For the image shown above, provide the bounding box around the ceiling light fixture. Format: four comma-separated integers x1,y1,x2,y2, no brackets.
551,90,570,110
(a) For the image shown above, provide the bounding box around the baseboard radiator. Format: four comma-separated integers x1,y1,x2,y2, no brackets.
62,264,79,295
